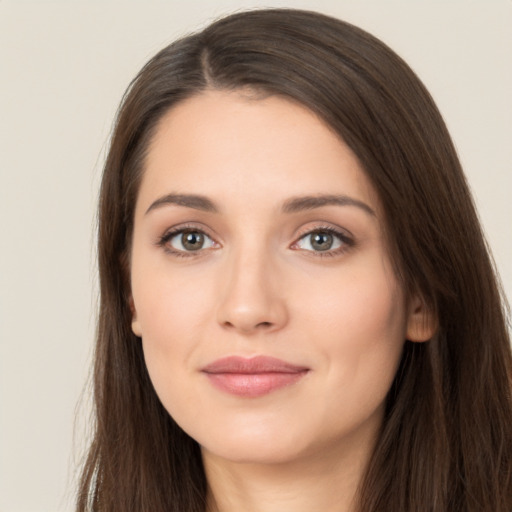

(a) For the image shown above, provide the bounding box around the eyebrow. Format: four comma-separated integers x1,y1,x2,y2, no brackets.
282,194,376,216
145,193,218,215
145,192,375,217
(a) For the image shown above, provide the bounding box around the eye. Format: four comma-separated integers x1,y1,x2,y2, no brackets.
160,228,217,254
292,228,353,254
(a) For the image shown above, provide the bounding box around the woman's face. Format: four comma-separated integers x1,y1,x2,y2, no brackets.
130,90,425,466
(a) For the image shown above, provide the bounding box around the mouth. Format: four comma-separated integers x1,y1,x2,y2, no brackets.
201,356,310,398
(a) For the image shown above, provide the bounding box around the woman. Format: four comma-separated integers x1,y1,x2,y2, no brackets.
77,8,512,512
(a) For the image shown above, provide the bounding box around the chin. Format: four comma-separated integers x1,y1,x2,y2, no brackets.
195,415,344,467
201,436,309,466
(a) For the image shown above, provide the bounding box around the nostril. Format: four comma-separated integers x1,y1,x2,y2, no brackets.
257,321,273,328
222,320,274,332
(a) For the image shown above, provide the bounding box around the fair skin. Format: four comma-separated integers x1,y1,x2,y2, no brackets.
130,90,433,512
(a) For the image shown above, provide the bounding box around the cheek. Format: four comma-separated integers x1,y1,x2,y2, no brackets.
131,253,237,413
298,258,407,400
129,249,210,403
300,252,406,345
133,273,208,364
131,241,214,336
135,280,207,428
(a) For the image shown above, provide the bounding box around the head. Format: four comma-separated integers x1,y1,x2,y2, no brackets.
80,8,512,512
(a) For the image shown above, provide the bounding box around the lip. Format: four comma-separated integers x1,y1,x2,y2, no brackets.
201,356,310,398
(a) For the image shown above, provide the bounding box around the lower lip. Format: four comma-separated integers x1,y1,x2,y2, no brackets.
204,371,308,398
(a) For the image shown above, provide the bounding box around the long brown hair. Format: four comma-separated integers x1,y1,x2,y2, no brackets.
77,8,512,511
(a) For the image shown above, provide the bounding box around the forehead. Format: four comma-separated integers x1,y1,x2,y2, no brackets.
137,89,380,215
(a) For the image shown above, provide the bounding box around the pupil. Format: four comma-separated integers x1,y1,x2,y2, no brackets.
311,232,333,251
182,231,204,251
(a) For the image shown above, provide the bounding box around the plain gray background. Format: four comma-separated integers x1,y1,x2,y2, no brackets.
1,1,511,510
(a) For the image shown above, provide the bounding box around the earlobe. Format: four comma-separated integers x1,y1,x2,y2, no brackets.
406,295,437,342
129,296,142,337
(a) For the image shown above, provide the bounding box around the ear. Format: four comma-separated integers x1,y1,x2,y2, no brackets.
406,295,437,342
129,295,142,337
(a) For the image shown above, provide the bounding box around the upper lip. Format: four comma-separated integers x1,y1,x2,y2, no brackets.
202,356,309,374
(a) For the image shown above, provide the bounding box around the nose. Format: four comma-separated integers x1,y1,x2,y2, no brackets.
216,248,288,335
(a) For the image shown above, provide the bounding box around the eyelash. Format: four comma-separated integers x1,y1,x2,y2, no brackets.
156,224,355,259
157,224,217,258
292,225,355,258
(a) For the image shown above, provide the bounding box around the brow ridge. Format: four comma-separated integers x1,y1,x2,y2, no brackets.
282,194,375,216
145,193,218,214
145,192,375,217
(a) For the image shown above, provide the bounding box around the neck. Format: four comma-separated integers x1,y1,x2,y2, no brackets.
202,431,376,512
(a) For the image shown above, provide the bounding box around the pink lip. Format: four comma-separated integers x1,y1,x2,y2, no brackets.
202,356,309,398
